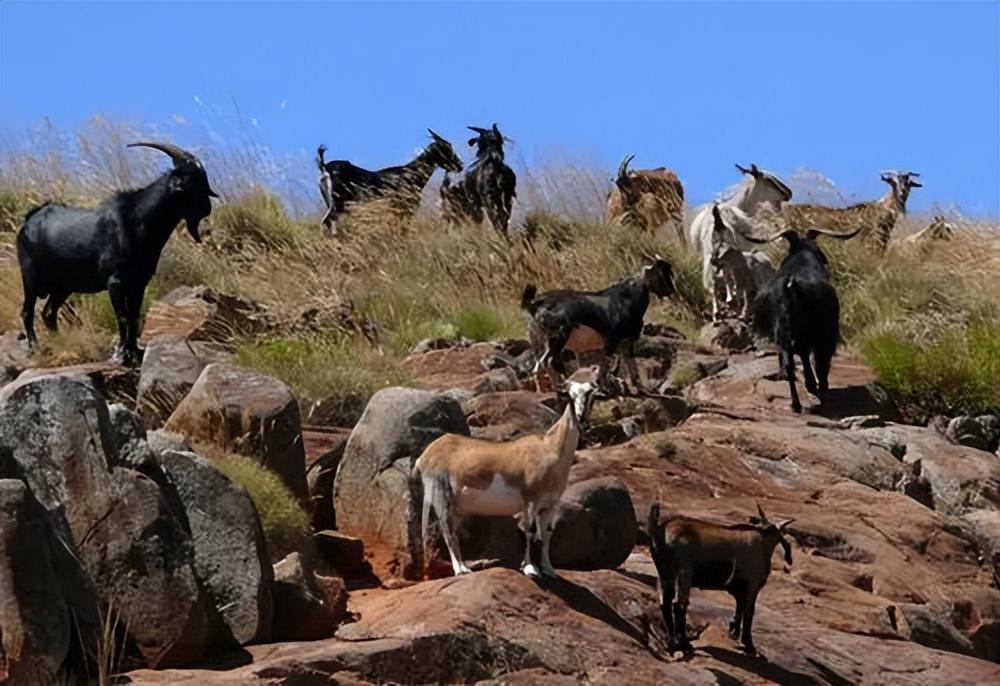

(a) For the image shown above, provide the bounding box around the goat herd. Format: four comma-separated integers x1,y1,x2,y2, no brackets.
13,130,941,658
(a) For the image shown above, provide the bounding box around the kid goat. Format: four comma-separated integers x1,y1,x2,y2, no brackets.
648,502,795,656
413,403,581,578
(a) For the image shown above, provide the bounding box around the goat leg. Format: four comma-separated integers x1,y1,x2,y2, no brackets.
729,593,746,640
521,501,541,578
780,348,802,413
672,567,694,651
21,289,38,350
800,349,819,396
538,506,558,577
741,590,760,656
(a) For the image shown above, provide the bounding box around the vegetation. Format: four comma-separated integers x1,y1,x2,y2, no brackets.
0,121,997,422
215,455,313,562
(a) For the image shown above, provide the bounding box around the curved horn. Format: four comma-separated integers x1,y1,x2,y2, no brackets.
756,503,769,526
805,225,864,241
735,162,751,175
467,126,489,134
427,128,445,140
777,519,796,531
128,141,198,168
617,154,635,180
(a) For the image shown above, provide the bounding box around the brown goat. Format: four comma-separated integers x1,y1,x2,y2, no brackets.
647,502,794,656
606,154,686,244
782,170,921,253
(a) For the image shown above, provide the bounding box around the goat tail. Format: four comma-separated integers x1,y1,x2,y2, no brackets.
520,284,539,314
316,144,327,171
647,502,663,554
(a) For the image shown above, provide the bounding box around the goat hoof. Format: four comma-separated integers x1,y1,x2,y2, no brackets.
522,563,542,578
728,625,741,640
791,402,803,414
742,643,758,657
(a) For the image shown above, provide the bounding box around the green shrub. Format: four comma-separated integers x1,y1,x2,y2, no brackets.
861,320,1000,422
235,333,413,426
215,454,313,562
452,303,522,341
208,188,305,251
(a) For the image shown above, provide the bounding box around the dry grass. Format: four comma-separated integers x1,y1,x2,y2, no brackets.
0,121,997,421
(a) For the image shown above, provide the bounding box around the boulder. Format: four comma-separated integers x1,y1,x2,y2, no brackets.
0,375,212,668
15,362,138,407
698,319,752,351
164,364,308,502
271,553,348,641
946,415,1000,453
550,477,637,570
146,428,192,455
158,450,273,645
333,387,468,577
463,391,559,442
136,339,232,427
402,342,502,390
0,331,32,386
471,367,521,395
140,285,266,346
0,479,72,683
315,530,370,578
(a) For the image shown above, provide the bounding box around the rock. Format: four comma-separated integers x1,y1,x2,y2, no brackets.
15,362,138,407
304,429,350,532
158,450,273,645
898,602,975,655
136,339,232,427
962,510,1000,558
551,477,637,570
0,375,211,668
333,387,469,577
947,415,1000,453
471,367,521,395
402,342,503,390
0,479,72,683
140,285,266,346
315,530,370,578
0,331,32,386
83,469,211,668
463,391,559,441
698,319,752,351
410,337,458,354
633,335,677,364
146,428,191,456
164,364,308,502
271,553,348,641
588,395,691,435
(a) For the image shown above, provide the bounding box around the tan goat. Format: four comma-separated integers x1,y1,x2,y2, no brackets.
413,403,581,578
606,154,686,244
782,170,921,253
904,214,954,252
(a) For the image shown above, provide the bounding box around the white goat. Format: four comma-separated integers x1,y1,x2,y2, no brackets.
711,246,775,320
412,403,581,578
689,164,792,321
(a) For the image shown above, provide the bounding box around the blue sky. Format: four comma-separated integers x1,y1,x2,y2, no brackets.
1,1,998,215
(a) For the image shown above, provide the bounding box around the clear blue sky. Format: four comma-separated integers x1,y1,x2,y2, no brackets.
2,1,998,215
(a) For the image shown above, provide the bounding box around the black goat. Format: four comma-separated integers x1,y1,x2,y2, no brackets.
440,123,517,235
520,256,674,393
316,129,463,236
648,502,794,656
18,142,216,367
742,225,862,412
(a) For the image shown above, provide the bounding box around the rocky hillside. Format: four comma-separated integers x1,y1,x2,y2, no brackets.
1,283,998,685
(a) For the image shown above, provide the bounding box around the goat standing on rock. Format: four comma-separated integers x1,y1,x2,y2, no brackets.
648,502,794,656
17,142,217,367
520,257,675,394
413,403,581,578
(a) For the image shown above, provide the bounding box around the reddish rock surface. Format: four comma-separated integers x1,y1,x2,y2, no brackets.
127,349,1000,683
140,285,266,346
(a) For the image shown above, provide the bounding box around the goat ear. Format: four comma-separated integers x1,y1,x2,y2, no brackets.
468,137,479,147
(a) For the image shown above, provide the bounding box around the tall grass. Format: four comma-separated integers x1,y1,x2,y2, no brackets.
0,120,997,422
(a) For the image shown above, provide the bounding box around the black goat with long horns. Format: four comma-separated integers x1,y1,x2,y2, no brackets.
17,142,217,367
441,123,517,235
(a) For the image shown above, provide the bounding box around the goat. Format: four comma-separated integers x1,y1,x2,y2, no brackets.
316,129,463,236
647,502,794,656
782,170,921,253
17,142,216,367
606,154,686,245
904,214,954,253
706,203,777,321
412,402,581,578
739,224,862,412
520,257,675,395
689,164,792,321
440,123,517,235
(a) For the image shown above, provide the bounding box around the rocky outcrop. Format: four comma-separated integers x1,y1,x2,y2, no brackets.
15,362,139,407
158,450,273,645
946,414,1000,454
140,286,266,346
164,364,308,502
271,553,348,641
699,319,753,351
136,340,232,427
463,391,559,441
333,387,469,577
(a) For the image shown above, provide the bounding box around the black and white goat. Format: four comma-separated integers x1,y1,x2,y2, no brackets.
740,225,862,412
18,142,217,367
316,130,463,235
441,124,517,235
520,257,675,393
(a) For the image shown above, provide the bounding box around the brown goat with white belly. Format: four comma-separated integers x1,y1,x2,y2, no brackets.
647,503,794,656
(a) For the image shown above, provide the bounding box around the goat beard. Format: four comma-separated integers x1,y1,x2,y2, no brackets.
185,217,203,244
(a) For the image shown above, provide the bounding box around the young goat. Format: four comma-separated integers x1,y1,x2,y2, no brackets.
708,204,776,320
413,403,581,578
648,503,794,656
521,257,675,394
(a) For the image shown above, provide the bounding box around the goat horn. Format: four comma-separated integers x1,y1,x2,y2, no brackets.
777,519,796,531
734,162,751,175
618,154,635,179
467,126,489,134
805,225,864,241
756,503,769,525
128,141,198,168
